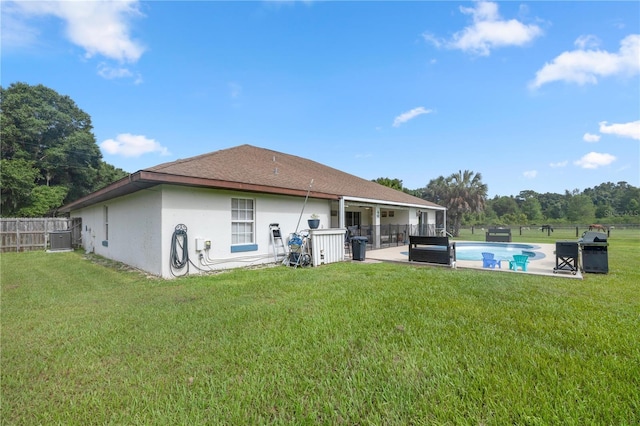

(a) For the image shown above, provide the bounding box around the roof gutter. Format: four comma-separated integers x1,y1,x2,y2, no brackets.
59,172,150,213
342,195,446,211
59,170,339,213
136,171,339,200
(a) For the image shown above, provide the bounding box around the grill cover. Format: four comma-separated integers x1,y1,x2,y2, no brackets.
580,232,607,243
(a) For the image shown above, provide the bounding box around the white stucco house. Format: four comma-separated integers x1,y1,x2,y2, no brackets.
60,145,446,278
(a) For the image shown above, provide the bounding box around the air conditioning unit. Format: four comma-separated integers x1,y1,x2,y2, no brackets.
50,231,72,251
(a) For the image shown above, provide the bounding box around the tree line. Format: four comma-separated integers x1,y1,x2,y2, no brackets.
374,175,639,237
1,82,128,217
482,183,639,226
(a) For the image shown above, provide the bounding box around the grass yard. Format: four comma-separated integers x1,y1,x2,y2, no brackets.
2,230,639,424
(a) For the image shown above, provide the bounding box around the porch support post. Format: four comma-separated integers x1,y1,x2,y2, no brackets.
338,197,345,229
374,206,381,249
443,208,447,236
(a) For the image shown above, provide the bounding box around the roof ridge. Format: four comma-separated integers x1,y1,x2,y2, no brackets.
120,144,438,208
147,144,256,171
61,144,443,213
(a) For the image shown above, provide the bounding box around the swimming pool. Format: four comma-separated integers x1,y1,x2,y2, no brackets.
453,242,545,261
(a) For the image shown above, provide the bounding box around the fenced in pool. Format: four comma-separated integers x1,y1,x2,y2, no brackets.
454,242,545,261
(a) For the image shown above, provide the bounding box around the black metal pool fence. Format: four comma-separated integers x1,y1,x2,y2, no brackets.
347,223,638,250
348,224,439,248
460,223,639,238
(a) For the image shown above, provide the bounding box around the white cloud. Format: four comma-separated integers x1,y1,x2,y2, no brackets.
574,35,601,50
0,3,41,50
530,34,640,89
424,1,542,56
393,107,433,127
583,133,601,143
5,0,145,63
98,63,133,79
573,152,616,169
422,33,444,49
229,82,243,99
549,161,568,168
599,120,640,140
97,63,143,84
523,170,537,179
100,134,170,158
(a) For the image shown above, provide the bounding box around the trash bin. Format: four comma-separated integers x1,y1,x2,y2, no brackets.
351,236,368,261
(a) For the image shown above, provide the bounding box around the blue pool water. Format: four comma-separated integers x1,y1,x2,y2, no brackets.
454,242,545,261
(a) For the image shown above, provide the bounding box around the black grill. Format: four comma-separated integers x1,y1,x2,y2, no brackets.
579,232,609,274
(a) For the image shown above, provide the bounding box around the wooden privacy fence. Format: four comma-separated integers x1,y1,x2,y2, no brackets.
0,218,82,252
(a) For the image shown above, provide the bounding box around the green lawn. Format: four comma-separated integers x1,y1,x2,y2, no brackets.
2,231,639,424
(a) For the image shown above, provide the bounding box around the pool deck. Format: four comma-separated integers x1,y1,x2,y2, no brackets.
359,241,583,279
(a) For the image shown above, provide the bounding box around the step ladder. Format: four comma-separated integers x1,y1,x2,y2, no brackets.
269,223,287,263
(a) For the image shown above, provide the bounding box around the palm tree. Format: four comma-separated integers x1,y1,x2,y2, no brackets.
421,175,447,233
423,170,488,237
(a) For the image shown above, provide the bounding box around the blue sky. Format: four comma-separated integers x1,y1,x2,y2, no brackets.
2,1,639,197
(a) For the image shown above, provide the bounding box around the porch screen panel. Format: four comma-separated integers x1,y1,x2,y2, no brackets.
346,211,361,227
231,198,254,244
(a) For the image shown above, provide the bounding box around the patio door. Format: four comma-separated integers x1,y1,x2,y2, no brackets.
346,212,361,228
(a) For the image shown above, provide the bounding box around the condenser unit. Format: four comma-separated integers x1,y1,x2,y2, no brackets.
49,231,72,251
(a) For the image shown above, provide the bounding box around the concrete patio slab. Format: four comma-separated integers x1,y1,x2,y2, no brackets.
357,241,583,279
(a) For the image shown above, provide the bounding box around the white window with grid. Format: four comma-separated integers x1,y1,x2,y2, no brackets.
231,198,254,245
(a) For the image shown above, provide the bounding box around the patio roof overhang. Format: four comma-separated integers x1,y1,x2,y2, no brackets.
341,196,447,211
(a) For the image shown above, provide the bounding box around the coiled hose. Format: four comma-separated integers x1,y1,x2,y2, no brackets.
170,224,189,275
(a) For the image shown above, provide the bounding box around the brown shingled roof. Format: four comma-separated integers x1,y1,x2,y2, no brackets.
147,145,439,207
61,145,441,212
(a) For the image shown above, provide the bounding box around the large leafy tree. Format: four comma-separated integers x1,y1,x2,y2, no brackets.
373,177,418,195
0,158,41,215
616,184,640,217
94,161,129,192
537,192,567,220
516,190,543,222
584,181,640,219
422,170,488,236
566,193,596,222
520,197,543,222
373,177,404,191
488,195,520,218
1,82,127,217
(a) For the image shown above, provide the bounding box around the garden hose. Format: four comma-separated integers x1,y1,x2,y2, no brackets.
170,224,189,275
